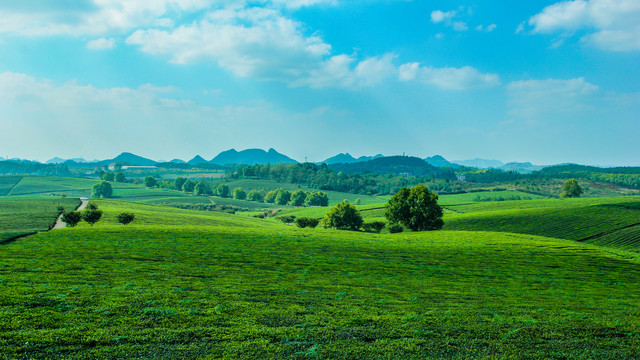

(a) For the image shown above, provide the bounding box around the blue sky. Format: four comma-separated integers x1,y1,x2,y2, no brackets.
0,0,638,165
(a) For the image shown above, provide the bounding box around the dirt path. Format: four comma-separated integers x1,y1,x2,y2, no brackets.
53,199,89,229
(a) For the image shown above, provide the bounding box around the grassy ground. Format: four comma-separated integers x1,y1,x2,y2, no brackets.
0,196,81,242
0,200,639,358
0,176,22,196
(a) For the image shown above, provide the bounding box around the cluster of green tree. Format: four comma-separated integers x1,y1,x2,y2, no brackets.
0,161,71,176
319,185,444,233
473,194,533,202
98,171,128,183
461,168,523,183
245,187,329,207
534,165,640,189
234,162,456,195
61,203,103,227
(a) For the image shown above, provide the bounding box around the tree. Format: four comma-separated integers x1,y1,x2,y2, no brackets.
91,181,112,198
114,172,126,183
561,178,583,198
247,189,264,202
61,211,82,228
86,203,98,210
182,180,196,193
82,209,103,226
290,190,308,206
233,187,247,200
116,212,135,225
385,184,443,231
305,191,329,207
275,189,291,205
144,176,158,188
264,190,277,203
174,177,187,190
321,201,363,231
194,181,210,196
217,184,230,198
102,172,115,181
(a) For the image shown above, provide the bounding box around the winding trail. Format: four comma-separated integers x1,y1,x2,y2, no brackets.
53,199,89,229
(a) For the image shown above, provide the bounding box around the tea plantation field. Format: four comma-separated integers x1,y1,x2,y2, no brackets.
0,196,81,242
1,200,639,358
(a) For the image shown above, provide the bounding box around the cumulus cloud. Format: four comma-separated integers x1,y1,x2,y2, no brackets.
399,63,500,90
430,9,468,31
526,0,640,51
506,77,600,117
86,37,116,50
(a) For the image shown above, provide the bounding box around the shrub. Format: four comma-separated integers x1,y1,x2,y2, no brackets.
321,201,363,231
295,217,319,228
61,211,82,228
116,212,135,225
91,181,112,198
363,221,386,233
388,224,403,233
216,184,230,198
247,190,265,202
275,189,291,205
82,209,103,227
86,203,98,210
144,176,158,188
385,184,443,231
277,215,296,224
233,187,247,200
264,190,277,204
290,190,308,207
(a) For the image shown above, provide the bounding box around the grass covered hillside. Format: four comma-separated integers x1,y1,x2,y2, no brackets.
0,200,639,358
0,196,81,242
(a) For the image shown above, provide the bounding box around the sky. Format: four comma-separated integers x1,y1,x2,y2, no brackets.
0,0,639,166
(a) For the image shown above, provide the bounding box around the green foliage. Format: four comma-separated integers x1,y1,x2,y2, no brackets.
363,221,386,233
116,212,135,225
277,215,296,224
295,217,319,228
61,211,82,228
305,191,329,207
114,172,126,183
264,190,277,204
91,181,112,198
194,181,210,196
102,172,115,182
388,224,404,233
233,187,247,200
289,190,308,206
144,176,158,188
182,180,196,193
247,189,264,202
174,177,187,191
217,184,230,198
82,209,103,226
385,184,444,231
322,201,363,231
561,178,583,198
274,189,291,205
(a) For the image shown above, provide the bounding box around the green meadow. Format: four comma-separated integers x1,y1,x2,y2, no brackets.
1,175,640,358
0,196,81,242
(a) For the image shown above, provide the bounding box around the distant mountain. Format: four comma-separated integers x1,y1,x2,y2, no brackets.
46,157,66,164
329,155,455,178
187,155,208,165
210,148,298,165
425,155,459,168
452,158,505,169
320,153,384,164
94,152,157,166
499,162,545,174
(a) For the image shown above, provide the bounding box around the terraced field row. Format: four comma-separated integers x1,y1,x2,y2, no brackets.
443,204,640,241
0,176,22,196
0,197,81,242
585,225,640,252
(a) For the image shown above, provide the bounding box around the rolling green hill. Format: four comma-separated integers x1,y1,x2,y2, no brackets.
0,199,638,358
0,196,81,242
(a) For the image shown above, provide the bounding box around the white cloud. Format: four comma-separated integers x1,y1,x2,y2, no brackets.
86,37,116,50
430,8,468,32
431,10,457,23
399,63,500,90
527,0,640,51
506,77,600,117
126,7,331,79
